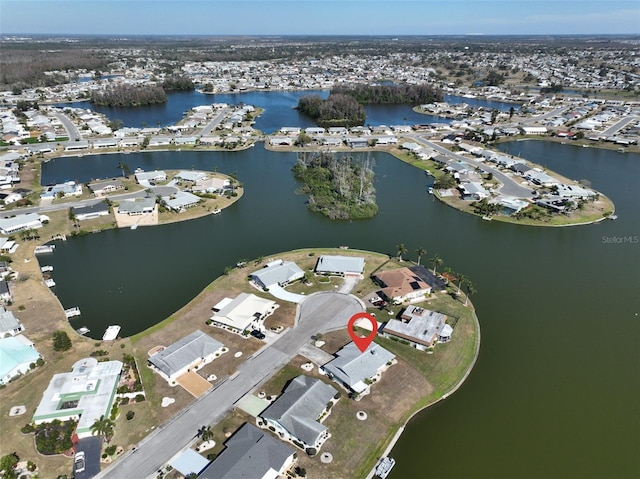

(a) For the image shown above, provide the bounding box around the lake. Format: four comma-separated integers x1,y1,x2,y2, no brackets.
41,140,639,478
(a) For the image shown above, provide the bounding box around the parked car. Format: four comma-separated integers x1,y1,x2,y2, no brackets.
74,451,86,473
250,329,266,340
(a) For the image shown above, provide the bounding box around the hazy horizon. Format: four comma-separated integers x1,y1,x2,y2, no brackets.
2,1,638,36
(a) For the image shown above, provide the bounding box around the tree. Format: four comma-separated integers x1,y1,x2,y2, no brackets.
433,173,456,190
90,415,115,442
52,330,72,351
295,132,312,147
396,244,408,262
117,162,131,178
430,254,443,275
415,247,426,266
465,282,477,306
456,273,467,295
197,425,214,443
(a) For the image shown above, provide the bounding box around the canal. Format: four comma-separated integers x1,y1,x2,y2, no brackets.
41,140,639,478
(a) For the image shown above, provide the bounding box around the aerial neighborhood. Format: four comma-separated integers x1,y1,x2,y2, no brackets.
0,32,635,479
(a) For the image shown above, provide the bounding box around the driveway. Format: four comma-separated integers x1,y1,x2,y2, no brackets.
75,436,102,479
267,284,306,303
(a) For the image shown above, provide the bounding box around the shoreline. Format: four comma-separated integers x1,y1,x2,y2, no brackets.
366,305,481,478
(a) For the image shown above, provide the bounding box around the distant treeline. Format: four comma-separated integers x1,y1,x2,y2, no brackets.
161,75,194,91
331,83,444,104
91,84,167,107
297,94,366,128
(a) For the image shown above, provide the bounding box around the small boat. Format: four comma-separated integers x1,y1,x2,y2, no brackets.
608,214,618,220
482,215,493,221
34,245,55,254
45,278,56,288
77,327,90,335
102,325,121,341
41,265,54,273
374,457,396,479
428,187,434,194
212,208,221,215
130,224,138,230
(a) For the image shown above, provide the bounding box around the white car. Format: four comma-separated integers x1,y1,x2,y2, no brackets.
74,451,86,473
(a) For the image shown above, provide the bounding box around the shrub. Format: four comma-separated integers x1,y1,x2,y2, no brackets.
52,331,72,351
134,394,145,402
105,445,117,456
21,423,35,434
119,397,129,405
305,447,317,456
126,411,135,421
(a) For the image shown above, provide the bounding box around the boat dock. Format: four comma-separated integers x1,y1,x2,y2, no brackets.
373,457,396,479
34,245,55,254
102,325,121,341
64,307,81,318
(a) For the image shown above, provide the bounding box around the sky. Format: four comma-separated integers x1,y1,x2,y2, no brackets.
1,0,639,36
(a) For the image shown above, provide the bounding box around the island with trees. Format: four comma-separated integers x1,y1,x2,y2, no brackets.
292,151,377,219
90,84,167,107
297,93,366,127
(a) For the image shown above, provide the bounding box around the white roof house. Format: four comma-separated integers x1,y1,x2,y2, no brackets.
162,191,201,212
0,335,40,385
315,255,365,276
210,293,277,334
134,170,167,185
251,261,304,289
0,306,24,337
0,213,44,235
32,358,122,438
148,330,224,382
175,171,207,182
321,342,395,395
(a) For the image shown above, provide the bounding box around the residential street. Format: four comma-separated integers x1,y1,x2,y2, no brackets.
95,292,362,479
412,135,534,198
52,112,83,142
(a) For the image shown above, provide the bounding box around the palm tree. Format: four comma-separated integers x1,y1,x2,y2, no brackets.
197,425,214,443
396,244,408,262
443,266,454,286
415,247,426,266
465,282,477,306
90,415,115,442
430,254,443,275
456,273,467,295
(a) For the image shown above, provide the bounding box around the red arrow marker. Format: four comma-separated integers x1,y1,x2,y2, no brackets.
347,312,378,353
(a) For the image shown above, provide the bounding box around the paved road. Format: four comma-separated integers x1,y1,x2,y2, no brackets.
198,108,231,136
599,115,639,137
95,292,362,479
521,106,570,125
53,112,83,141
411,136,534,198
0,190,147,219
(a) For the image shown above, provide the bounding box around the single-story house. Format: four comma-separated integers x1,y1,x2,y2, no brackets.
175,171,207,183
0,335,40,385
522,126,548,135
174,136,197,146
117,197,156,216
92,139,118,149
0,192,23,205
40,181,82,199
259,375,338,451
345,137,369,148
198,423,296,479
401,142,423,153
373,267,432,303
0,306,24,337
64,140,90,151
0,213,44,235
32,358,122,438
327,127,348,135
375,136,397,145
314,255,365,276
381,305,452,350
321,137,343,146
72,201,111,221
162,191,201,212
525,170,559,187
511,163,533,175
321,342,395,395
192,177,230,194
490,196,530,214
269,137,294,147
305,127,325,135
279,127,301,135
88,179,124,196
554,183,596,199
251,260,304,289
459,182,490,201
134,170,167,185
148,330,224,383
210,293,277,334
